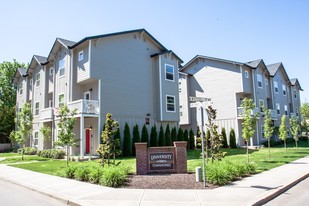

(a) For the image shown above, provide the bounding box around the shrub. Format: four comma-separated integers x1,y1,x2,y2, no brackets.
18,147,37,155
89,167,104,184
37,149,65,159
114,128,122,157
158,125,166,146
75,166,91,182
196,127,201,148
100,166,127,187
123,123,132,156
229,129,237,148
184,129,189,149
206,161,232,186
150,125,158,147
165,124,172,146
64,165,77,179
262,139,281,147
132,124,140,156
141,124,149,145
221,128,228,148
171,127,177,143
189,129,195,149
177,127,184,141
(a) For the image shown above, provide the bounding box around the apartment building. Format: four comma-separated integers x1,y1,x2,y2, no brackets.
14,29,182,156
179,55,302,146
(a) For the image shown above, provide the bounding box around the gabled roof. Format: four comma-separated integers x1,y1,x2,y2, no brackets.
58,38,76,47
180,55,243,72
13,68,28,83
150,50,183,63
267,62,291,85
28,55,48,74
245,59,263,68
290,78,303,91
47,38,76,61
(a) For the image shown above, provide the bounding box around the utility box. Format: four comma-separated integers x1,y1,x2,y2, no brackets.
195,166,202,182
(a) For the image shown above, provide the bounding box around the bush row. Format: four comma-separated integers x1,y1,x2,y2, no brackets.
60,164,129,187
206,161,256,185
18,147,37,155
37,149,65,159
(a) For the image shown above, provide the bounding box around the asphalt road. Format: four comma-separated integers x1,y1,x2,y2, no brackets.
264,177,309,206
0,178,67,206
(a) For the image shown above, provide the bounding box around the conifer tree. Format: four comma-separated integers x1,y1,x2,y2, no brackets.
132,124,140,156
158,125,166,146
221,128,228,148
229,129,237,148
171,126,177,143
141,124,149,145
165,124,172,146
177,127,184,141
123,123,132,156
184,129,189,149
150,125,158,147
189,129,195,149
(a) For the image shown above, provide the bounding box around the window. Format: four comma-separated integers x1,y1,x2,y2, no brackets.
179,82,182,93
30,79,33,87
244,70,249,78
49,100,53,108
49,67,53,76
276,103,280,115
284,105,288,115
296,107,299,116
34,131,39,148
282,84,286,96
259,99,264,112
294,89,297,99
78,50,84,61
265,79,268,85
59,94,64,107
59,58,65,77
19,82,23,95
274,81,278,93
165,64,174,81
166,95,175,112
84,91,90,100
257,74,262,88
180,105,183,117
36,73,40,87
35,102,39,116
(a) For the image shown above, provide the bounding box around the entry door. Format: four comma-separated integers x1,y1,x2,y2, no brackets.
85,129,91,154
84,91,90,100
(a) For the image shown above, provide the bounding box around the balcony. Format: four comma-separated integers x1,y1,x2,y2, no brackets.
68,99,99,115
40,107,53,122
237,107,260,119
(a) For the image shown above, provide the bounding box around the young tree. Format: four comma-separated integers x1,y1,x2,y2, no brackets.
14,102,33,160
171,126,177,143
196,126,201,148
263,108,274,158
0,60,26,143
132,124,140,156
40,125,51,149
184,129,189,149
158,125,166,146
189,129,195,149
229,129,237,148
55,105,77,166
221,128,228,148
290,116,300,149
150,125,158,147
300,102,309,121
97,113,120,165
165,124,172,146
177,127,184,141
123,123,132,156
206,105,224,162
141,124,149,145
279,115,288,152
114,127,122,157
241,98,259,163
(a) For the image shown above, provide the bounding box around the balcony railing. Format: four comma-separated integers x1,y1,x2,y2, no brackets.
40,107,53,121
68,99,99,114
237,107,260,118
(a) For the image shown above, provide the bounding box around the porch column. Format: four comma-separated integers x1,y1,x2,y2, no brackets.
80,115,85,158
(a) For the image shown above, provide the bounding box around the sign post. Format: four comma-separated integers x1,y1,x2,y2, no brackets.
190,96,211,187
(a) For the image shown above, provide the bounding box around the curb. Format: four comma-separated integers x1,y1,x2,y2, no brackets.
0,175,81,206
248,172,309,206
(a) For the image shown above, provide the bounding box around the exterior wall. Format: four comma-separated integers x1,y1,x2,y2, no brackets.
74,42,90,84
242,66,253,94
16,77,27,111
179,73,190,125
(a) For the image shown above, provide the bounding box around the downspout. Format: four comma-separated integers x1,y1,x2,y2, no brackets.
251,69,259,146
159,55,163,121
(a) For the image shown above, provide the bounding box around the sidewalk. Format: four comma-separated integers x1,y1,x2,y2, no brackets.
0,156,309,206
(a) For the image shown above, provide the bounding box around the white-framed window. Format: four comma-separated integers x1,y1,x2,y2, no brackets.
262,126,265,139
276,103,280,115
165,64,174,81
296,107,299,116
59,94,64,107
265,79,268,85
78,50,84,61
284,105,288,115
19,82,23,95
294,89,297,99
259,99,264,112
36,73,40,87
29,79,33,87
274,81,278,93
84,91,90,100
244,70,249,78
35,101,39,116
49,100,53,108
49,67,53,76
59,58,65,77
257,74,263,88
166,95,175,112
180,105,183,117
282,84,286,96
34,131,39,148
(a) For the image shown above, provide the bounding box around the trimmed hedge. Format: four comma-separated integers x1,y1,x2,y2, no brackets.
18,147,37,155
37,149,65,159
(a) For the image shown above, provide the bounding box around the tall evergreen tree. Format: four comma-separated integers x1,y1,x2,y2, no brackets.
221,128,228,148
141,124,149,145
158,125,166,146
229,129,237,148
132,124,140,156
150,125,158,147
114,127,122,157
123,123,132,156
184,129,189,149
177,127,184,141
171,126,177,143
165,124,172,146
189,129,195,149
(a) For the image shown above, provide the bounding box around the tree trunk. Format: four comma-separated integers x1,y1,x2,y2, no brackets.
284,140,287,153
268,139,271,159
66,146,69,167
295,140,298,149
246,141,249,163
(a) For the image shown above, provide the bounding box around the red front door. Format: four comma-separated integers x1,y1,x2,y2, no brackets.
86,129,90,154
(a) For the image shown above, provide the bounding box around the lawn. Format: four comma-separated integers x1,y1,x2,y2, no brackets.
2,140,308,178
0,152,21,157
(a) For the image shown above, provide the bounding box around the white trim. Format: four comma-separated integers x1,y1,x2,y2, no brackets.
35,73,40,87
166,95,176,113
259,99,264,112
282,84,286,96
284,105,288,115
276,103,280,115
58,93,65,107
165,63,175,82
78,50,84,61
84,91,91,100
35,101,40,116
34,130,39,148
159,55,163,120
244,70,249,78
98,79,101,149
274,81,279,93
59,58,65,77
89,40,92,75
257,74,263,88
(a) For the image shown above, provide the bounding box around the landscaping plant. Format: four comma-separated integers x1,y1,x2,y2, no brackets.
150,125,158,147
123,123,132,156
141,124,149,145
263,107,274,158
290,116,300,148
229,129,237,148
221,128,228,148
279,115,288,152
189,129,195,149
132,124,140,156
158,125,166,146
165,124,172,146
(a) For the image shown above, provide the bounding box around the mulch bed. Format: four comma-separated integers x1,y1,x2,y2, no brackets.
124,173,217,189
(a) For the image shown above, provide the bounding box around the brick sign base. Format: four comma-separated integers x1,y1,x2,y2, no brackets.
135,141,187,175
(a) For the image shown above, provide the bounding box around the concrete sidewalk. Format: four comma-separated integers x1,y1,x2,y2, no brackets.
0,156,309,206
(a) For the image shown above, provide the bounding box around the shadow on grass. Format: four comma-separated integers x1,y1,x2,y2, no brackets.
187,148,258,160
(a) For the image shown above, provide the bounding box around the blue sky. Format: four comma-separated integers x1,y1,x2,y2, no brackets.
1,0,308,101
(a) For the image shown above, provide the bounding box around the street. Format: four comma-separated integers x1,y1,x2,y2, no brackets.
264,177,309,206
0,178,66,206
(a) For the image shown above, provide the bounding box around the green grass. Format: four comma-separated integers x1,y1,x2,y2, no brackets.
0,155,48,164
0,152,20,157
